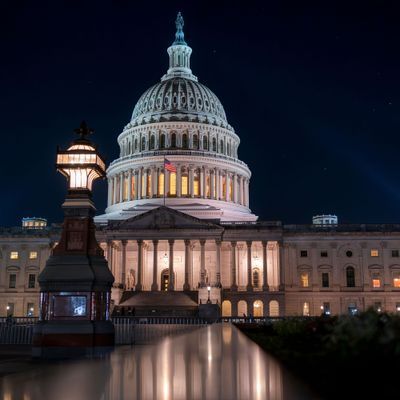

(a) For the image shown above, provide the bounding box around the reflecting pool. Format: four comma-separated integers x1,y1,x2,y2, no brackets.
0,323,318,399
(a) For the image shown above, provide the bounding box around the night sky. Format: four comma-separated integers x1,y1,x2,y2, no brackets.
1,1,400,226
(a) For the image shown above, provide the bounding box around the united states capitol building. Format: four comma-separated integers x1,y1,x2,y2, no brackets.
2,14,400,318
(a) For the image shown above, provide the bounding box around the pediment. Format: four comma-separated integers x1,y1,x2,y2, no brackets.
108,206,222,231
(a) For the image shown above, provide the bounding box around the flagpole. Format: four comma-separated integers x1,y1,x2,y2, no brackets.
163,155,166,206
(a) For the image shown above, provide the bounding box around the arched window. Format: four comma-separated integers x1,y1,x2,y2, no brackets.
203,136,208,150
182,133,188,149
253,268,260,288
171,133,177,148
269,300,279,317
222,300,231,317
193,170,200,196
160,134,166,149
128,142,131,154
346,266,355,287
141,137,146,151
227,142,231,156
181,173,189,196
193,134,199,149
253,300,263,317
219,139,224,153
149,135,155,150
134,138,138,151
212,137,217,152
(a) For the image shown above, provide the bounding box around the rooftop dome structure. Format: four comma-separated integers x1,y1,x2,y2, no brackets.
95,12,257,224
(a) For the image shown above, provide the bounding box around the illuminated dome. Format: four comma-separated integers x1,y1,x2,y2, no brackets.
96,13,257,224
130,78,229,128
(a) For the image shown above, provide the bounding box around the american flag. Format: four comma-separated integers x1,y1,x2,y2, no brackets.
164,158,176,172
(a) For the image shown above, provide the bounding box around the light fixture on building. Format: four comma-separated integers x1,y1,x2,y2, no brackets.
56,121,106,192
6,306,10,310
207,285,211,303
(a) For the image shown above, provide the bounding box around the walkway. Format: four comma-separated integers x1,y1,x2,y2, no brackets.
0,324,317,399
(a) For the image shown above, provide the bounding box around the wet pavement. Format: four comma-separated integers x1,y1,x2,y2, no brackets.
0,323,319,399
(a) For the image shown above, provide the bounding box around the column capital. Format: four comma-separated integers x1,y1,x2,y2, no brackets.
121,239,128,247
230,241,237,247
200,239,206,246
152,239,159,246
168,239,175,245
246,240,252,248
184,239,191,246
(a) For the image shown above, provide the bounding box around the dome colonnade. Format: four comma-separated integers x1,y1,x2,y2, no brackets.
99,12,256,222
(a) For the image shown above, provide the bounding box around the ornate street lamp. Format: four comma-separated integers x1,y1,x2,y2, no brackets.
33,122,115,358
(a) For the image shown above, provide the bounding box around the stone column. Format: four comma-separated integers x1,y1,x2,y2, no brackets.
189,166,194,198
177,165,182,197
107,241,114,275
143,169,148,198
262,241,269,290
121,240,127,288
138,168,142,199
278,241,285,291
225,173,231,202
151,166,157,197
136,240,143,291
127,170,132,202
246,179,250,207
151,240,158,291
216,169,220,200
230,241,238,291
215,239,221,287
165,169,170,196
210,170,215,199
119,173,124,202
200,167,205,198
246,241,253,291
200,239,206,286
183,240,191,291
107,178,112,207
168,239,175,290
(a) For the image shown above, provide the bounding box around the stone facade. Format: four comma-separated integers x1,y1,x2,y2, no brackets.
2,217,400,317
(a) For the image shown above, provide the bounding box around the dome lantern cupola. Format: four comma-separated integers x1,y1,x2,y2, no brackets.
162,12,197,82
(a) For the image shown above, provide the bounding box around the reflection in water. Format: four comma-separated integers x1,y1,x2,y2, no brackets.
0,324,316,400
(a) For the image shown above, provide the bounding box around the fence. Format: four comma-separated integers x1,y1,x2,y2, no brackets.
0,316,209,346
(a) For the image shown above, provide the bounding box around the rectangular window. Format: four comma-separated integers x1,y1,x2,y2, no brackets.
10,251,18,260
158,172,164,196
392,250,399,258
320,251,328,258
300,272,309,288
181,175,188,195
29,251,38,259
27,303,34,317
322,273,330,288
323,302,331,315
300,250,308,258
370,249,379,257
393,277,400,288
7,303,14,317
169,172,176,196
372,278,381,288
302,302,310,316
9,274,16,289
28,274,36,289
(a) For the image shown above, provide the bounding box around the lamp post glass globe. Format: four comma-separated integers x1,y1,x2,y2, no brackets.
56,121,106,192
207,285,211,303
